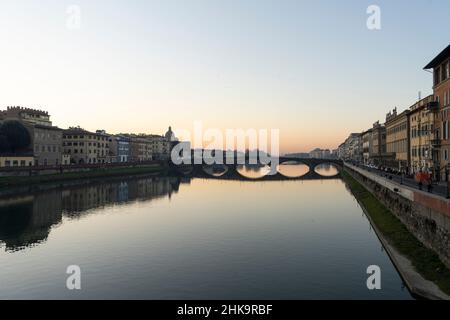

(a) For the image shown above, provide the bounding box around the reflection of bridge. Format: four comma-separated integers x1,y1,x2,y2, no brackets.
171,157,343,181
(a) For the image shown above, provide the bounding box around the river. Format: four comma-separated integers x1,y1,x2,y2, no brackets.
0,166,413,299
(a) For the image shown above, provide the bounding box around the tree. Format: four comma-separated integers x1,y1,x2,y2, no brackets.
0,121,31,153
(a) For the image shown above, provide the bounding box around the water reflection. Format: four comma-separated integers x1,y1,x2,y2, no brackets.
314,163,339,177
202,165,229,177
0,175,412,300
0,194,61,251
0,177,182,252
277,161,310,178
236,165,271,179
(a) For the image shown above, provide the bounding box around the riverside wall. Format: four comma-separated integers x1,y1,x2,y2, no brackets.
344,163,450,268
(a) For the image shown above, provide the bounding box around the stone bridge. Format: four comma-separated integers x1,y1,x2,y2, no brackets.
170,157,343,181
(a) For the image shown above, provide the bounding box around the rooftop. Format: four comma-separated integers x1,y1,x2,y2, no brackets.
409,94,434,113
4,106,49,116
424,44,450,69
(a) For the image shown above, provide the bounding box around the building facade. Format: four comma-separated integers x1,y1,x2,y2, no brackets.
147,135,171,161
309,148,331,159
340,133,361,162
337,143,345,160
424,44,450,181
0,107,63,166
361,129,373,164
128,135,153,162
26,124,63,166
1,106,52,126
108,135,131,163
409,95,435,174
370,121,388,166
62,128,110,164
385,108,410,172
0,154,34,167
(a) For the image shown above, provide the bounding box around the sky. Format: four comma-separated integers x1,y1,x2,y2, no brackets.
0,0,449,153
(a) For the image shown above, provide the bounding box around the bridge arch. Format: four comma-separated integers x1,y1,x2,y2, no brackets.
313,162,341,177
202,164,229,177
236,164,272,180
277,160,311,178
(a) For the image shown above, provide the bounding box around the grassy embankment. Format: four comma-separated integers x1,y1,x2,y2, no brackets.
0,164,167,189
341,170,450,296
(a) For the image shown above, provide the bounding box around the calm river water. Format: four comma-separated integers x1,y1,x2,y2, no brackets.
0,167,413,299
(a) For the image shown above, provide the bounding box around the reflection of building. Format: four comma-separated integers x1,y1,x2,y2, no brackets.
385,108,410,171
62,127,110,164
0,176,183,251
0,191,63,251
61,177,181,214
409,95,435,174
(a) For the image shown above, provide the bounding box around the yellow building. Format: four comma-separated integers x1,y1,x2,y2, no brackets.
409,95,435,174
128,135,153,162
385,108,410,172
62,127,110,164
0,155,34,167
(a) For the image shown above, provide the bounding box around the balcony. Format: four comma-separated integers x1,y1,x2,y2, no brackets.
431,139,441,147
427,101,440,112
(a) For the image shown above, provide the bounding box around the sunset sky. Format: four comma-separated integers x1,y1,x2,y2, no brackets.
1,0,449,153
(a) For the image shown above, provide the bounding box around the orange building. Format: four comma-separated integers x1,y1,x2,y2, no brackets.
424,44,450,181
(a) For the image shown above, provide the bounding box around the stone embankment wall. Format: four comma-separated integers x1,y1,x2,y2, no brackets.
345,164,450,268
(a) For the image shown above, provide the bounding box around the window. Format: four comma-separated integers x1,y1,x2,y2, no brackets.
435,67,441,85
20,160,25,166
444,149,449,161
446,61,450,79
444,121,449,140
5,160,11,167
